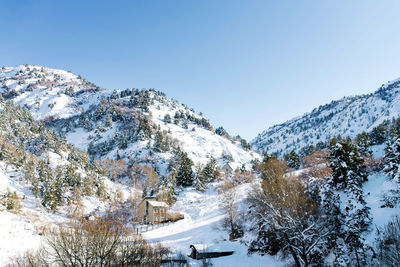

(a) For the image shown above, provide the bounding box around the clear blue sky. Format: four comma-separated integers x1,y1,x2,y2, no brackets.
2,0,400,140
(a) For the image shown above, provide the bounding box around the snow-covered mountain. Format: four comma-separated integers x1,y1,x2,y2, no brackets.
0,65,105,121
252,77,400,156
3,64,400,266
0,65,264,266
0,65,259,172
0,101,138,265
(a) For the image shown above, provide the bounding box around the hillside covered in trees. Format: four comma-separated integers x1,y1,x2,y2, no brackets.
252,77,400,157
1,65,400,266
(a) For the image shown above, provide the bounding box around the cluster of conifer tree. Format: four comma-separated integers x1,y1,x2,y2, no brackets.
245,137,382,266
0,100,105,210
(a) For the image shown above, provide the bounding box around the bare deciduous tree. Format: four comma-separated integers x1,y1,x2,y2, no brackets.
246,177,330,267
376,216,400,266
10,216,169,267
218,178,243,240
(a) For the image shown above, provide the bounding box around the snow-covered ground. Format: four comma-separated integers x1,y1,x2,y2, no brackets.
143,183,284,266
0,210,43,266
0,162,44,266
0,159,110,266
364,172,400,242
2,167,398,266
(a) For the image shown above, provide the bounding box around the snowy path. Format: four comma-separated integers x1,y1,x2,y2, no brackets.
143,184,283,266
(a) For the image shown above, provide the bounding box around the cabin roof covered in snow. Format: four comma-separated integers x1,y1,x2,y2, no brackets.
147,200,169,207
139,197,169,207
221,163,235,170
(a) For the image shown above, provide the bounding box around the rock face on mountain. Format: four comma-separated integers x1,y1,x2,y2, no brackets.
252,78,400,156
0,65,259,173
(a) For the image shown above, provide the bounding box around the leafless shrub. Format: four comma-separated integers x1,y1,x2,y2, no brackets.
376,216,400,266
218,179,244,240
167,211,184,222
302,150,329,168
1,190,23,214
8,248,48,267
301,165,332,179
231,170,255,185
201,257,213,266
9,215,169,266
364,156,383,173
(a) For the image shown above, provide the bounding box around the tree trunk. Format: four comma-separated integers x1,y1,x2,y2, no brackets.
355,248,360,267
288,245,302,267
284,233,302,267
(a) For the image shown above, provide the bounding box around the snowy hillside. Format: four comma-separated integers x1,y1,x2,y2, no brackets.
0,102,134,265
0,151,128,266
252,78,400,156
147,95,258,168
0,65,259,172
0,65,106,121
0,161,43,266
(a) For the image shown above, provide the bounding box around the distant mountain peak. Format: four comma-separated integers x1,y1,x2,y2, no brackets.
252,76,400,156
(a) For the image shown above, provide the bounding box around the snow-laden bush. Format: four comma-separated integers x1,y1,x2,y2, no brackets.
245,176,330,266
375,216,400,266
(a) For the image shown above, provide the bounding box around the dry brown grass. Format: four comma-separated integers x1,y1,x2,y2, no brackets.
167,211,184,222
364,156,383,173
301,165,332,179
302,150,330,168
1,191,23,214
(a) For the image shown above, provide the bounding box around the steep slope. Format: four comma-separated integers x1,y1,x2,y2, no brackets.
0,101,107,209
0,65,259,173
252,78,400,156
0,160,43,266
0,101,110,264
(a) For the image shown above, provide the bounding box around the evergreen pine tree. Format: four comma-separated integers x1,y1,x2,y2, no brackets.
164,114,171,124
384,132,400,183
105,114,113,127
240,164,246,172
24,157,38,194
175,151,194,187
286,150,300,169
41,168,58,210
356,132,371,156
193,163,207,191
328,140,367,195
381,132,400,207
203,157,217,182
370,123,389,145
323,140,373,266
153,130,164,152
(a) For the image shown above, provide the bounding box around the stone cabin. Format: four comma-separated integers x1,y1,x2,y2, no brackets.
138,197,169,224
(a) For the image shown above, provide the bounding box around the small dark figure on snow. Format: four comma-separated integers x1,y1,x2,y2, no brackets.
189,244,197,259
